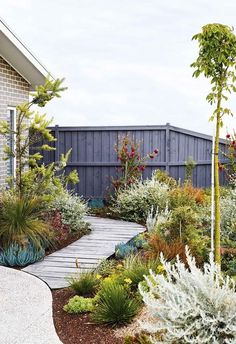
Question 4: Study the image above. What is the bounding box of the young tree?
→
[191,24,236,264]
[0,78,67,196]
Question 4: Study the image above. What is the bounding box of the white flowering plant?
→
[139,247,236,344]
[112,178,169,223]
[146,204,171,232]
[50,191,88,232]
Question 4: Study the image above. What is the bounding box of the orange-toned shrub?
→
[169,184,206,209]
[145,233,187,263]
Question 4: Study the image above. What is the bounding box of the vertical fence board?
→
[34,125,227,198]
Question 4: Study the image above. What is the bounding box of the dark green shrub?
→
[92,280,141,326]
[67,272,99,296]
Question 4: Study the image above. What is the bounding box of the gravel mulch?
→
[52,288,123,344]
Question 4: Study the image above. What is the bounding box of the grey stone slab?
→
[23,216,145,289]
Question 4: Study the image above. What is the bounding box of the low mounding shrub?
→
[50,191,88,232]
[67,272,99,296]
[63,295,95,314]
[112,178,169,223]
[139,248,236,343]
[169,184,206,209]
[0,242,45,266]
[92,280,141,326]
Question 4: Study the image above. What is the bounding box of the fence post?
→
[54,125,60,163]
[165,123,170,173]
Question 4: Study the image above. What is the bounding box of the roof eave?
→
[0,19,51,90]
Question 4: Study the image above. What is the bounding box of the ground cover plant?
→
[64,295,96,314]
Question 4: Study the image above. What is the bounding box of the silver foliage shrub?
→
[146,204,171,232]
[50,191,88,232]
[139,248,236,343]
[112,178,169,223]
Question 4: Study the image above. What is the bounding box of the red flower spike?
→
[130,151,135,158]
[226,134,231,139]
[139,165,145,171]
[154,149,159,154]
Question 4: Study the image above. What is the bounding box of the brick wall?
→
[0,56,29,186]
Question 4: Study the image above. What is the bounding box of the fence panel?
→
[36,124,227,198]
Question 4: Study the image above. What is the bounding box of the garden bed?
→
[52,288,123,344]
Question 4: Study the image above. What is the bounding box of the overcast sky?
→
[1,0,236,136]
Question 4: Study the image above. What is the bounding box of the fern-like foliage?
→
[139,248,236,343]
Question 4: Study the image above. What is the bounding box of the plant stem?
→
[214,93,221,265]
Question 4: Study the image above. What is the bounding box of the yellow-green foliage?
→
[63,295,95,314]
[153,169,177,188]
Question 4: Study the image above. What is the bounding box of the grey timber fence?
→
[39,124,227,199]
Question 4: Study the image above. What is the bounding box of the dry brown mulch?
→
[52,288,123,344]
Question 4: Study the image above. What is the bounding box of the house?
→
[0,18,50,186]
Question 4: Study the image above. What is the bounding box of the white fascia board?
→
[0,18,52,89]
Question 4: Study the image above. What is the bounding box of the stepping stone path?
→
[23,216,145,289]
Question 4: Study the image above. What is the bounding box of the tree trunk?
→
[214,96,221,265]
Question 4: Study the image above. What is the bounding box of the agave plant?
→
[0,242,45,266]
[0,193,53,250]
